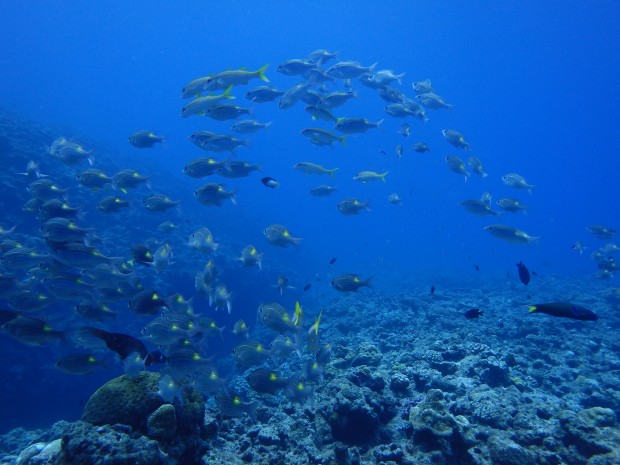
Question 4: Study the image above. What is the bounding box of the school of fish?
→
[1,48,616,422]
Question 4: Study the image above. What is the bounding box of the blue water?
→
[1,0,619,433]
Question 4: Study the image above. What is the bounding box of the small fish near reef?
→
[527,302,598,321]
[516,261,530,285]
[464,308,484,319]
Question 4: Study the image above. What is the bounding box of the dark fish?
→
[516,261,530,285]
[246,367,288,394]
[55,353,107,375]
[285,377,314,405]
[131,243,154,266]
[129,289,167,315]
[528,302,598,321]
[215,391,257,422]
[128,130,165,148]
[464,308,484,319]
[261,176,280,188]
[303,284,311,292]
[2,316,65,346]
[331,273,372,292]
[473,265,480,271]
[329,257,337,265]
[303,360,324,383]
[258,303,295,334]
[232,340,271,367]
[430,285,435,295]
[97,196,129,213]
[82,327,166,365]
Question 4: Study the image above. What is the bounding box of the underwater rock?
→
[60,422,171,465]
[347,365,386,392]
[586,450,620,465]
[147,404,177,441]
[257,426,282,446]
[560,407,620,458]
[320,382,382,445]
[15,443,45,465]
[372,442,405,463]
[82,372,165,430]
[468,386,521,429]
[487,434,537,465]
[25,439,62,465]
[473,355,511,387]
[408,389,475,462]
[350,342,382,367]
[82,372,204,436]
[172,387,205,435]
[202,408,219,439]
[81,372,207,464]
[389,372,410,393]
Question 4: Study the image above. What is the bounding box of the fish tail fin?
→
[528,306,537,313]
[529,236,541,245]
[381,172,388,182]
[257,63,270,82]
[339,136,348,147]
[328,168,339,177]
[376,118,384,128]
[223,85,234,99]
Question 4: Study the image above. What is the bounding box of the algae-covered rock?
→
[409,389,475,462]
[350,342,382,367]
[487,434,537,465]
[561,407,620,458]
[82,372,205,437]
[147,404,177,441]
[173,387,205,435]
[82,372,164,431]
[60,422,170,465]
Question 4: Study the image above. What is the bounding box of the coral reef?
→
[3,280,620,465]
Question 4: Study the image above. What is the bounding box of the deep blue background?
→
[1,1,619,432]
